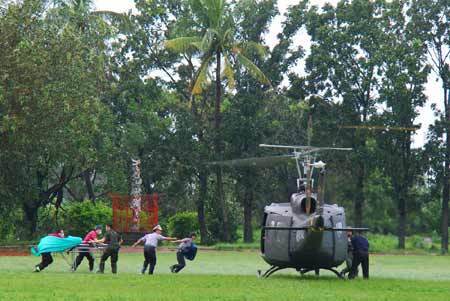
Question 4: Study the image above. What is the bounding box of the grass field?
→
[1,251,449,300]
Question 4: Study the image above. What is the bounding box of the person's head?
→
[57,229,65,237]
[152,224,162,234]
[95,225,102,235]
[347,231,353,239]
[189,232,197,240]
[105,223,113,231]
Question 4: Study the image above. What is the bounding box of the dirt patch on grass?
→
[0,247,29,256]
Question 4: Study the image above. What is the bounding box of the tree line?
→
[0,0,449,252]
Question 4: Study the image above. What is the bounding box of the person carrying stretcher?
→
[96,223,123,274]
[72,225,103,272]
[32,229,82,272]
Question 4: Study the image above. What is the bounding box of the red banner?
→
[110,193,159,233]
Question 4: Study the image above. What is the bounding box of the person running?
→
[96,224,123,274]
[348,232,369,279]
[34,229,65,272]
[170,232,197,273]
[131,224,176,275]
[72,225,102,272]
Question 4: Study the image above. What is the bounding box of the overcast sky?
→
[94,0,444,148]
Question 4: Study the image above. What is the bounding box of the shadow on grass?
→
[265,273,342,281]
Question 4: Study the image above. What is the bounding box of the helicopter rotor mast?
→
[259,144,352,185]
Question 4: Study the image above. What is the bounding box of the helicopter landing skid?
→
[260,266,287,278]
[299,268,343,279]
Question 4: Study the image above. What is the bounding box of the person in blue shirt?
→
[348,232,369,279]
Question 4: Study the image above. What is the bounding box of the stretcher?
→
[61,243,109,271]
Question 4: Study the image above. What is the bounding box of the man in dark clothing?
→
[348,233,369,279]
[97,224,122,274]
[72,225,102,272]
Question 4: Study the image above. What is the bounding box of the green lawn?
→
[0,251,449,300]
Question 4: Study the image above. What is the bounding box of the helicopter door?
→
[264,214,292,263]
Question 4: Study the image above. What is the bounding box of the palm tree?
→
[165,0,270,241]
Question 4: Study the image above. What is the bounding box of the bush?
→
[168,211,198,238]
[63,201,112,237]
[36,201,112,239]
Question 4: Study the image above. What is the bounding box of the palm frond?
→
[201,30,216,52]
[236,53,271,86]
[165,37,202,53]
[223,55,235,90]
[192,55,213,95]
[202,0,224,28]
[242,41,268,58]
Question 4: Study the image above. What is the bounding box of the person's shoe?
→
[96,270,104,274]
[34,266,40,273]
[170,266,175,273]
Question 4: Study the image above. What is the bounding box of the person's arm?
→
[171,238,188,243]
[89,238,103,244]
[96,237,106,243]
[131,238,143,247]
[164,236,177,241]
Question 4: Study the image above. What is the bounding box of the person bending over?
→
[348,233,369,279]
[170,232,197,273]
[34,229,65,272]
[132,225,176,275]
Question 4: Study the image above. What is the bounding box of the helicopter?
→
[210,143,368,278]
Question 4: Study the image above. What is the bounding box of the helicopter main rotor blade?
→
[263,226,369,231]
[208,155,295,168]
[259,144,352,152]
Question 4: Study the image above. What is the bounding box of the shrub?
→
[62,201,112,237]
[167,211,198,238]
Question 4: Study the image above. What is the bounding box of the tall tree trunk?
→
[23,202,39,239]
[83,169,96,202]
[243,187,253,243]
[354,163,364,227]
[397,189,406,249]
[198,169,209,244]
[214,50,230,241]
[397,131,411,250]
[441,85,449,254]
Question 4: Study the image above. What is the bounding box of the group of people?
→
[34,225,368,278]
[340,231,370,279]
[34,224,197,275]
[131,225,197,274]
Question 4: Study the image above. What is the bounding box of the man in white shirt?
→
[131,225,176,274]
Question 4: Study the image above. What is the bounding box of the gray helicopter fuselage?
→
[261,193,348,269]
